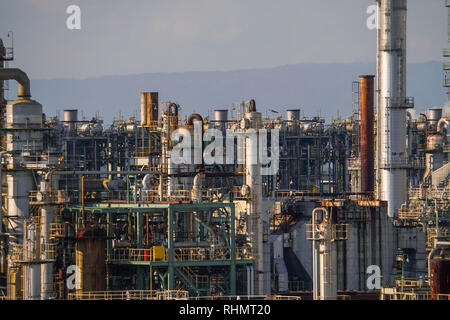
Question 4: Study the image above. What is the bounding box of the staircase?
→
[432,162,450,187]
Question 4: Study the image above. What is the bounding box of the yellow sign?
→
[152,245,165,261]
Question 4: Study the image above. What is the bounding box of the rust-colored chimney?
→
[359,75,375,195]
[140,92,159,127]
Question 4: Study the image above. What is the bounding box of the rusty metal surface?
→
[359,75,375,195]
[430,258,450,296]
[76,226,107,292]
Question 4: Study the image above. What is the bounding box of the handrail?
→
[68,290,188,300]
[109,246,253,262]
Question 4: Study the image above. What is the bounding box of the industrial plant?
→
[0,0,449,300]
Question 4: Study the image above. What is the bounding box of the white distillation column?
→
[22,218,40,300]
[3,76,43,298]
[40,178,56,300]
[310,208,340,300]
[318,223,337,300]
[244,110,270,295]
[377,0,412,218]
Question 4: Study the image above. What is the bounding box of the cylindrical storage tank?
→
[214,109,228,123]
[63,109,78,122]
[63,109,78,132]
[430,248,450,298]
[286,109,300,122]
[140,93,148,126]
[75,227,106,293]
[214,109,228,131]
[427,108,443,127]
[359,75,375,195]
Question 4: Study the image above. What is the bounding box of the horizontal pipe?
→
[0,68,31,98]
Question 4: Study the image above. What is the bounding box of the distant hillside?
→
[6,62,447,125]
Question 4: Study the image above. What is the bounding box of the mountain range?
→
[6,61,447,125]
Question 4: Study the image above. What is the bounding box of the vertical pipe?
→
[360,75,375,195]
[0,152,5,234]
[81,175,85,228]
[312,209,320,300]
[40,205,53,299]
[140,93,148,126]
[167,207,174,290]
[246,266,251,296]
[230,204,236,295]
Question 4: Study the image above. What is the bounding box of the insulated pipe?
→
[0,68,31,98]
[187,113,204,168]
[437,118,449,144]
[186,113,203,126]
[246,266,251,296]
[311,207,328,300]
[142,173,153,190]
[250,265,254,295]
[0,151,6,234]
[191,171,206,202]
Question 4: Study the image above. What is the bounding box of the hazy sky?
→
[0,0,447,79]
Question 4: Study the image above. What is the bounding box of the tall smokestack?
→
[140,92,158,126]
[376,0,413,217]
[360,75,375,195]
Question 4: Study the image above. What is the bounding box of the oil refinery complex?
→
[0,0,449,301]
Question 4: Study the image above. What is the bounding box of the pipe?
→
[246,265,251,295]
[102,179,113,192]
[47,170,159,176]
[191,171,206,202]
[142,173,153,190]
[0,68,31,98]
[0,151,6,234]
[81,176,85,228]
[437,118,449,140]
[168,103,178,118]
[311,207,328,300]
[250,265,254,295]
[186,113,203,126]
[46,168,60,195]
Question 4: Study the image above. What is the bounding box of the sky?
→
[0,0,447,80]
